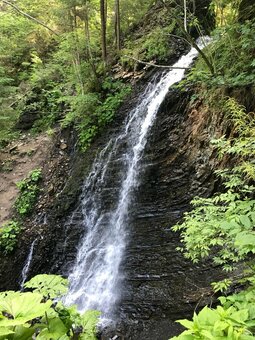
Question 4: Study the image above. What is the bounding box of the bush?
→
[61,78,131,151]
[15,168,42,216]
[185,19,255,87]
[0,274,100,339]
[0,220,21,255]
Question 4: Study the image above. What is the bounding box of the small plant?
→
[61,79,131,151]
[211,279,232,294]
[172,94,255,338]
[0,220,21,254]
[15,168,42,216]
[0,274,100,339]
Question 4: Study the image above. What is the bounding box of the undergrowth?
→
[15,168,42,216]
[0,220,21,255]
[184,20,255,87]
[61,78,131,150]
[172,95,255,338]
[0,274,100,339]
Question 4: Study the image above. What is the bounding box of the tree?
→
[115,0,121,51]
[100,0,107,61]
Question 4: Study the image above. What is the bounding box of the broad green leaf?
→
[239,215,252,228]
[0,292,52,325]
[197,306,219,325]
[176,319,194,330]
[0,327,14,336]
[80,310,100,340]
[36,317,68,339]
[24,274,68,298]
[12,325,35,340]
[201,330,215,339]
[229,309,249,324]
[235,232,255,248]
[213,320,229,332]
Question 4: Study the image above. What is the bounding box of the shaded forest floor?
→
[0,133,52,225]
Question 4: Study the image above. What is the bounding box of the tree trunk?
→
[115,0,121,51]
[183,0,187,32]
[84,1,92,58]
[100,0,107,62]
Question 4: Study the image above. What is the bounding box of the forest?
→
[0,0,255,339]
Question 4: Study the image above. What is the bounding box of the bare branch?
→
[1,0,59,36]
[123,55,190,70]
[167,33,191,46]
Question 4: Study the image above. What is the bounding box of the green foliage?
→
[210,0,241,26]
[172,276,255,339]
[24,274,68,298]
[121,22,176,68]
[211,279,232,293]
[15,169,42,216]
[0,221,21,255]
[172,303,255,339]
[0,67,19,147]
[174,96,255,270]
[61,78,131,150]
[0,274,100,340]
[172,97,255,338]
[186,19,255,86]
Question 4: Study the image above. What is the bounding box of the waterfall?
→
[65,40,208,316]
[20,238,37,289]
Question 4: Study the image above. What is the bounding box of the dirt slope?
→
[0,134,52,226]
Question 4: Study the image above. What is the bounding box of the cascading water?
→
[20,238,37,289]
[65,40,209,317]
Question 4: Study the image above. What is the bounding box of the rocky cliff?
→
[0,74,230,339]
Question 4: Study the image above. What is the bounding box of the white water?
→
[65,40,208,316]
[20,238,37,289]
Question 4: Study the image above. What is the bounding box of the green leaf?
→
[229,309,249,324]
[0,292,52,326]
[0,327,15,336]
[12,325,35,340]
[176,319,194,330]
[197,306,219,325]
[80,310,100,340]
[24,274,68,298]
[36,317,68,339]
[235,232,255,248]
[239,215,252,228]
[201,330,215,339]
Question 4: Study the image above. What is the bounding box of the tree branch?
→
[123,55,190,70]
[1,0,59,36]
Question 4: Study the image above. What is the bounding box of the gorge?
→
[0,0,254,339]
[7,42,225,339]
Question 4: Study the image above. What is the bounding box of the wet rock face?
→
[113,88,224,339]
[0,83,226,338]
[52,87,224,339]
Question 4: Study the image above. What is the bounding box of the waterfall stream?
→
[20,238,37,289]
[65,40,208,317]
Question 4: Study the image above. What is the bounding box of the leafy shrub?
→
[15,168,42,216]
[172,95,255,338]
[0,274,100,339]
[185,19,255,87]
[0,220,21,255]
[0,67,19,147]
[61,78,131,150]
[174,97,255,270]
[121,23,176,69]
